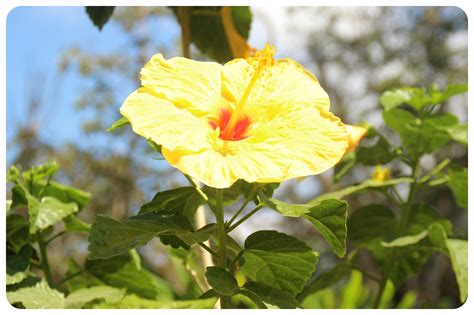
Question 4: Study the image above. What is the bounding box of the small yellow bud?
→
[372,165,391,182]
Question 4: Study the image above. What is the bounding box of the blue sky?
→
[6,6,180,163]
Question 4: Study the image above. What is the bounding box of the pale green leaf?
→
[446,239,468,303]
[34,196,79,231]
[65,286,126,308]
[92,294,216,309]
[7,280,65,309]
[381,230,429,247]
[447,166,468,208]
[106,116,129,132]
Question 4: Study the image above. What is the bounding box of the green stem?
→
[227,205,263,233]
[198,242,219,259]
[225,188,257,228]
[215,188,229,308]
[36,231,54,288]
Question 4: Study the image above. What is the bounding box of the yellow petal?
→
[140,53,225,116]
[120,88,213,152]
[345,124,368,153]
[222,57,330,113]
[163,103,348,188]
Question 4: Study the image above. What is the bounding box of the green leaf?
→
[380,84,467,111]
[139,187,196,215]
[65,286,126,309]
[7,280,65,308]
[380,89,412,111]
[92,294,216,309]
[264,197,311,217]
[7,214,30,252]
[297,264,351,301]
[34,196,79,231]
[443,124,468,145]
[22,161,59,185]
[303,199,348,257]
[106,116,129,132]
[241,282,298,309]
[263,196,348,257]
[64,215,91,233]
[88,212,190,259]
[63,258,104,293]
[86,7,115,30]
[384,109,459,157]
[311,178,413,203]
[147,138,162,154]
[447,166,468,208]
[175,6,252,63]
[41,180,91,210]
[381,230,429,247]
[348,205,397,245]
[10,185,27,210]
[446,239,468,303]
[205,267,239,296]
[356,136,397,166]
[240,230,319,295]
[7,245,32,285]
[85,253,174,300]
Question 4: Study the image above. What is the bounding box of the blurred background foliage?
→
[6,6,467,308]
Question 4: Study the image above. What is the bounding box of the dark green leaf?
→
[298,264,351,301]
[348,205,397,245]
[7,214,30,252]
[177,6,252,63]
[303,199,348,257]
[240,230,319,295]
[139,187,196,214]
[205,267,239,296]
[88,212,190,259]
[7,245,32,285]
[85,253,174,300]
[241,282,299,309]
[356,136,397,165]
[107,116,129,132]
[86,7,115,30]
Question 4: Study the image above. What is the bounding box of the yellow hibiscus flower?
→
[120,45,349,188]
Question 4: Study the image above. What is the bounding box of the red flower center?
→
[208,108,251,141]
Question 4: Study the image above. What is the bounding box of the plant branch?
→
[36,231,55,288]
[215,188,229,308]
[177,7,191,59]
[225,188,257,228]
[227,205,264,233]
[198,242,219,259]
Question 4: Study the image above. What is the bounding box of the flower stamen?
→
[221,44,276,140]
